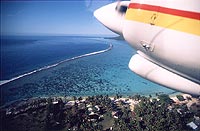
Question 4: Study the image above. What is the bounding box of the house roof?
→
[187,122,198,130]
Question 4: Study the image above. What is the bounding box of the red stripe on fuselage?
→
[128,3,200,20]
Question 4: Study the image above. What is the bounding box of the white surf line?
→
[0,43,113,86]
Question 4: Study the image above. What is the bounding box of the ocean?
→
[0,36,175,105]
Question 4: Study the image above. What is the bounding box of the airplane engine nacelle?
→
[94,1,130,35]
[129,54,200,95]
[94,0,200,96]
[123,0,200,85]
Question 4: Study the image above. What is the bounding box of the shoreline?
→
[0,92,191,108]
[0,91,180,108]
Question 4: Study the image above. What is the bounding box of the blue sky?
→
[1,0,116,36]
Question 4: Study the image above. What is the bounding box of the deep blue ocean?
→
[0,36,175,105]
[1,36,109,80]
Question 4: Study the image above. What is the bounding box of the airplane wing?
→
[94,0,200,96]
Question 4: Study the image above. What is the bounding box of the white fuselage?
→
[94,0,200,95]
[123,18,200,84]
[123,0,200,84]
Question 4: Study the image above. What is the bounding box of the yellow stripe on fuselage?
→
[125,8,200,36]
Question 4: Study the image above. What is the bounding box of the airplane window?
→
[116,5,128,14]
[119,5,128,13]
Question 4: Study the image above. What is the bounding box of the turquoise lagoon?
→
[0,36,175,105]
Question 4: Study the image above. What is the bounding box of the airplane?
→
[94,0,200,96]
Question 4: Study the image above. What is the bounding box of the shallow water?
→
[0,36,175,105]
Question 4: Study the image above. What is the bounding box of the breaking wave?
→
[0,43,113,86]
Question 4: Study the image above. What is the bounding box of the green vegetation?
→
[158,94,174,104]
[0,94,199,131]
[133,96,191,131]
[176,95,185,101]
